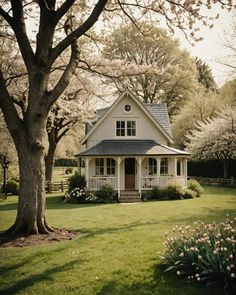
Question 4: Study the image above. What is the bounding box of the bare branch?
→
[10,0,35,72]
[54,0,76,23]
[51,0,108,62]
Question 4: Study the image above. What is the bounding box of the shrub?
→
[187,179,204,197]
[96,184,116,202]
[2,180,19,195]
[162,217,236,294]
[68,172,86,193]
[164,183,183,200]
[183,188,197,199]
[150,185,163,199]
[64,187,99,203]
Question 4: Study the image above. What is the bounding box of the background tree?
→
[172,87,221,148]
[220,12,236,75]
[195,57,217,91]
[0,0,232,236]
[186,105,236,178]
[102,23,198,116]
[219,79,236,105]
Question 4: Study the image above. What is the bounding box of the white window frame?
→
[149,158,157,175]
[95,158,104,176]
[160,158,168,175]
[177,158,183,176]
[116,120,136,137]
[107,158,116,176]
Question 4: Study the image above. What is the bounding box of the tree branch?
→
[54,0,76,23]
[50,0,108,62]
[10,0,35,72]
[0,68,23,140]
[47,39,79,110]
[0,8,14,26]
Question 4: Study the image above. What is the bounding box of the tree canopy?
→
[185,105,236,177]
[0,0,233,235]
[102,23,198,116]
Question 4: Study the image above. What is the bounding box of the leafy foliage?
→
[64,187,99,204]
[162,218,236,294]
[165,183,184,200]
[96,184,116,202]
[3,180,19,195]
[195,58,217,91]
[103,23,197,116]
[186,105,236,178]
[187,179,204,197]
[68,173,86,193]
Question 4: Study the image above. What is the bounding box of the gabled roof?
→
[77,140,189,157]
[82,89,173,144]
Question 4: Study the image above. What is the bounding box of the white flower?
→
[179,252,184,257]
[231,273,235,278]
[177,271,181,276]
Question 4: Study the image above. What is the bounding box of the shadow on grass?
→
[78,206,236,240]
[96,264,222,295]
[0,260,81,295]
[0,245,82,295]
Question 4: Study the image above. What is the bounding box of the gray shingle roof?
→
[77,140,189,156]
[144,103,172,136]
[85,103,172,137]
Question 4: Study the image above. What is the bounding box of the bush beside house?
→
[143,179,203,201]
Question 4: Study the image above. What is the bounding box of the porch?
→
[78,155,188,199]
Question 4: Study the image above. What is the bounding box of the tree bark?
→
[5,132,54,236]
[45,138,57,193]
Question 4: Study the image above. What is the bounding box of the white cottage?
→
[77,89,189,201]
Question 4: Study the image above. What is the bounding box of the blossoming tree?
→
[186,105,236,178]
[0,0,233,236]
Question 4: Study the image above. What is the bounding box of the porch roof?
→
[77,140,190,157]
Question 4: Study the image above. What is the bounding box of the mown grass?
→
[0,186,235,295]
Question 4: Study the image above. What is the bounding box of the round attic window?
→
[124,104,131,112]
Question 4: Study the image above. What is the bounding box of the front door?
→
[125,158,135,189]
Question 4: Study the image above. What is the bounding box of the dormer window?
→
[124,104,131,112]
[116,120,136,136]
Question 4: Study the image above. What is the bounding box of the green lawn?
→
[0,186,235,295]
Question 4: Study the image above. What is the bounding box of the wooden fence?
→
[189,176,236,188]
[46,181,68,193]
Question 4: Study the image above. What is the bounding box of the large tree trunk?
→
[45,139,57,193]
[5,125,54,236]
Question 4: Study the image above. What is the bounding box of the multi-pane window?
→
[116,121,125,136]
[107,158,116,175]
[95,158,116,176]
[149,158,157,175]
[177,159,182,176]
[116,120,136,137]
[95,158,104,176]
[127,121,136,136]
[160,158,168,175]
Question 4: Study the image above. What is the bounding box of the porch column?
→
[117,157,121,200]
[174,157,177,178]
[184,158,188,186]
[156,157,160,186]
[85,157,91,189]
[77,157,81,175]
[137,157,143,197]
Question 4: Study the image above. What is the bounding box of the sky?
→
[176,7,235,87]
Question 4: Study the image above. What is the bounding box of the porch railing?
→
[141,176,186,189]
[88,177,117,190]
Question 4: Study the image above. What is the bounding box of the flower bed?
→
[162,217,236,294]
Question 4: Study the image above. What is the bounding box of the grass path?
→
[0,186,235,295]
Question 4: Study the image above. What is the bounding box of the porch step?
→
[119,191,141,203]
